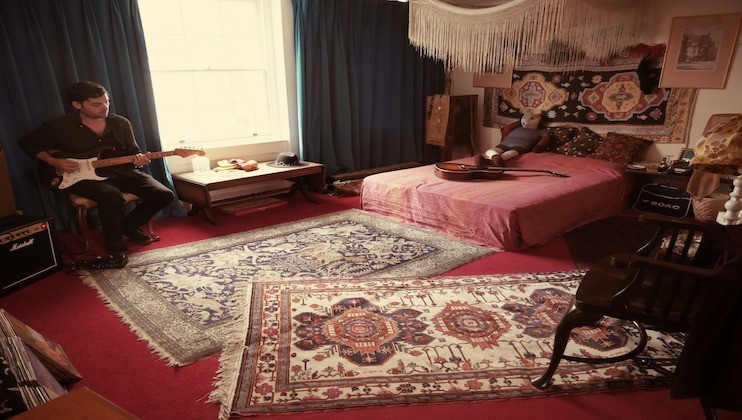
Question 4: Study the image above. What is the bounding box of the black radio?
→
[0,215,61,294]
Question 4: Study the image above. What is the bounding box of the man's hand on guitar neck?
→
[132,153,151,168]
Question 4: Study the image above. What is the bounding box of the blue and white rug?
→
[82,210,494,365]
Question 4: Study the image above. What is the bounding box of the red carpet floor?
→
[1,193,739,419]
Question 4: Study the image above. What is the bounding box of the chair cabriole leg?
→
[531,301,602,389]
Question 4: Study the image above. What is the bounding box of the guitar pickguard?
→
[56,157,108,189]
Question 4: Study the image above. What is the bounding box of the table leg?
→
[189,205,219,225]
[202,208,219,225]
[288,178,319,204]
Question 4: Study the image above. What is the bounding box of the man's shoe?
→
[124,228,154,245]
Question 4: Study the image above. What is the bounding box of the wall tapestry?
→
[483,61,697,144]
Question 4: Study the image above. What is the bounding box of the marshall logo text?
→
[10,238,34,252]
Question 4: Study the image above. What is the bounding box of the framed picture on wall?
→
[660,13,742,89]
[672,147,696,169]
[473,64,513,88]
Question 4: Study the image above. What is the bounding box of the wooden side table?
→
[13,387,137,419]
[625,168,693,189]
[625,168,732,209]
[172,161,325,225]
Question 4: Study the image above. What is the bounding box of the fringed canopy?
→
[409,0,645,73]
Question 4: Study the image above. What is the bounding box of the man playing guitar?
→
[19,81,174,256]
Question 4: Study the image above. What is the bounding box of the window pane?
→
[139,0,284,148]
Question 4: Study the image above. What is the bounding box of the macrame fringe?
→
[409,0,644,73]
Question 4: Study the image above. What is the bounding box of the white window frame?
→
[138,0,293,152]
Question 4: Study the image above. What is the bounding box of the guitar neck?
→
[470,165,548,173]
[469,165,567,177]
[501,167,553,174]
[92,151,175,168]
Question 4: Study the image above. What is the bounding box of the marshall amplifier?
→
[0,215,60,294]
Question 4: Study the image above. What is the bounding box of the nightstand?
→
[625,168,693,190]
[625,168,733,208]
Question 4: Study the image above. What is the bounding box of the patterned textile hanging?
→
[408,0,645,73]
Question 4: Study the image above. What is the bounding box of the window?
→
[138,0,290,150]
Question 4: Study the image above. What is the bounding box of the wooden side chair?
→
[68,193,157,251]
[635,213,720,268]
[531,214,727,417]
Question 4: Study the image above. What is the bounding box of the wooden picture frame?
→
[677,147,696,164]
[660,13,742,89]
[473,64,513,88]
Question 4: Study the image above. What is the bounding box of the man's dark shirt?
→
[19,112,142,177]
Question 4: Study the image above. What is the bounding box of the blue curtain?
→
[0,0,185,226]
[292,0,445,175]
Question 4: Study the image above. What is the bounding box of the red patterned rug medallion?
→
[212,271,681,417]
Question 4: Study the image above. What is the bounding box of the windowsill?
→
[165,139,293,174]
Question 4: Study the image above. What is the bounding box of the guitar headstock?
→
[173,147,205,157]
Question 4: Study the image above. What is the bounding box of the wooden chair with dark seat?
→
[68,193,157,251]
[531,214,727,417]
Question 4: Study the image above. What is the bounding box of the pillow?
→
[546,127,577,151]
[555,127,603,157]
[592,132,653,164]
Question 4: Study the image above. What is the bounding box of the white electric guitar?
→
[39,147,204,190]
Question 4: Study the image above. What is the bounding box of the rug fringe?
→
[80,270,187,367]
[209,280,252,419]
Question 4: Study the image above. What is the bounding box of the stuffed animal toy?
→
[477,111,550,166]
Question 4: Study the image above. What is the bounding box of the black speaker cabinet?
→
[0,215,60,294]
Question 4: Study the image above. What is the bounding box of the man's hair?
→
[66,81,109,104]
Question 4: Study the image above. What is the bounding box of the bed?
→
[360,152,635,251]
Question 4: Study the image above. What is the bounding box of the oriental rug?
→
[213,270,681,418]
[81,210,493,366]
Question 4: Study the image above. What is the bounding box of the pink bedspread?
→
[360,153,634,251]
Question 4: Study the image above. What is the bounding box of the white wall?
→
[452,0,742,163]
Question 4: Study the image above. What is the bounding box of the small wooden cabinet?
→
[425,95,477,161]
[625,169,693,190]
[625,168,732,212]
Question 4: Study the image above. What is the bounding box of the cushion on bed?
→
[546,127,578,151]
[555,127,603,157]
[592,132,653,164]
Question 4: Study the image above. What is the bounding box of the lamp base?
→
[716,168,742,225]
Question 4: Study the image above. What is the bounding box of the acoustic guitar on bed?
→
[38,147,204,190]
[434,162,569,181]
